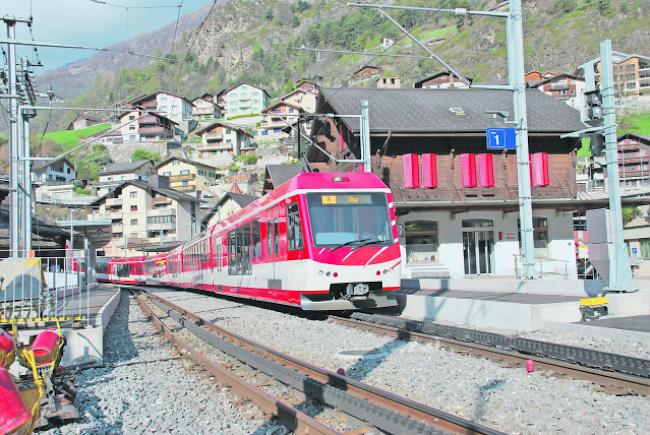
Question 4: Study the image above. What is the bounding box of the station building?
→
[308,87,587,279]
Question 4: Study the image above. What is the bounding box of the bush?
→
[234,154,258,165]
[74,186,92,196]
[131,148,161,162]
[228,163,240,172]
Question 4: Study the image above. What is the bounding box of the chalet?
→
[192,122,254,166]
[129,90,193,133]
[377,77,401,89]
[279,81,320,113]
[202,191,258,229]
[259,102,304,140]
[96,159,156,195]
[67,114,103,130]
[192,93,223,121]
[414,71,471,89]
[308,87,589,279]
[119,109,179,143]
[524,70,557,86]
[31,157,76,183]
[350,65,382,83]
[528,73,585,111]
[156,156,220,193]
[262,164,302,195]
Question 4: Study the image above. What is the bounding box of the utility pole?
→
[508,0,536,279]
[600,39,636,292]
[360,100,371,172]
[5,18,19,256]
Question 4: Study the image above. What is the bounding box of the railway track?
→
[331,313,650,396]
[130,287,504,435]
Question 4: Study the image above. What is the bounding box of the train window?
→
[252,222,261,258]
[228,231,237,274]
[267,219,274,258]
[287,203,303,250]
[216,237,222,271]
[274,219,279,255]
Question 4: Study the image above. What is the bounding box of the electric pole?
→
[5,18,20,256]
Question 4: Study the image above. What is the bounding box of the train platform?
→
[397,286,650,332]
[8,284,121,369]
[579,315,650,333]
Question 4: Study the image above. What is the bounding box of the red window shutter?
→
[421,153,437,188]
[403,154,420,188]
[477,153,495,187]
[531,152,549,186]
[460,153,477,187]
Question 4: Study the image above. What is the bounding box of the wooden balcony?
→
[152,195,172,205]
[170,174,196,182]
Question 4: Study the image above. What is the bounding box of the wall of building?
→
[225,85,268,117]
[157,159,216,192]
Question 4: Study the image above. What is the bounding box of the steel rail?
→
[133,287,504,435]
[132,292,337,435]
[331,314,650,396]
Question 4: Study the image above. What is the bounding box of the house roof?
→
[264,164,302,191]
[119,109,178,125]
[155,156,218,170]
[202,192,258,225]
[98,159,153,176]
[91,179,200,206]
[618,133,650,144]
[193,121,253,137]
[318,87,586,134]
[351,65,381,75]
[528,73,585,88]
[414,71,473,87]
[261,101,304,113]
[32,156,75,172]
[70,113,103,123]
[129,90,192,106]
[217,82,271,99]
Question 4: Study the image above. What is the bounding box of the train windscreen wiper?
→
[329,238,372,252]
[350,238,382,250]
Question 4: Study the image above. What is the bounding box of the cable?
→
[37,85,54,150]
[169,1,184,55]
[88,0,180,9]
[173,0,218,93]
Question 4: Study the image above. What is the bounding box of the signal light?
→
[332,176,349,182]
[585,90,603,123]
[588,133,605,156]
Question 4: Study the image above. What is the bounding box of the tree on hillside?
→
[131,148,161,162]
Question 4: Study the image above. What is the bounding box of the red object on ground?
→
[525,359,535,373]
[31,328,61,365]
[336,368,346,376]
[0,330,15,368]
[0,367,32,434]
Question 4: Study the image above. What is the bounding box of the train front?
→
[297,173,401,310]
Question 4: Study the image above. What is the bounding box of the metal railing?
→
[513,254,572,279]
[0,254,91,326]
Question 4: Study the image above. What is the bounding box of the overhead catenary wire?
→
[88,0,181,9]
[173,0,218,93]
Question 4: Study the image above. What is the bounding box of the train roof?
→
[209,171,389,236]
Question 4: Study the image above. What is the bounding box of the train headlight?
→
[326,271,331,277]
[332,272,338,278]
[318,270,324,276]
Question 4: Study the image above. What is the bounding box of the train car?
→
[96,257,111,282]
[104,172,401,311]
[106,256,146,285]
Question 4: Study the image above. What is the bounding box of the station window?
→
[287,203,303,250]
[404,221,438,264]
[518,217,549,257]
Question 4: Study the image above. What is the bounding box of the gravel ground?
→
[45,291,286,435]
[152,288,650,434]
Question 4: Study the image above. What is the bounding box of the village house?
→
[414,71,471,89]
[31,157,76,183]
[279,80,320,113]
[524,70,558,84]
[129,90,194,133]
[594,52,650,100]
[308,87,589,279]
[119,108,179,143]
[262,164,302,195]
[217,82,270,118]
[191,93,223,121]
[259,101,304,140]
[156,156,220,193]
[67,113,103,131]
[528,73,586,112]
[191,121,254,166]
[89,176,201,256]
[377,77,401,89]
[350,65,382,84]
[96,159,156,196]
[202,191,258,229]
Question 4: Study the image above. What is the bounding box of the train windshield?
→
[307,192,392,248]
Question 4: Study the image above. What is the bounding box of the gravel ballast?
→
[152,288,650,434]
[45,291,285,435]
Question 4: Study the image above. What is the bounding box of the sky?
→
[4,0,212,71]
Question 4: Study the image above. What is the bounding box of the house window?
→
[130,191,137,198]
[181,181,189,186]
[261,130,268,136]
[287,202,303,250]
[130,219,138,225]
[130,205,137,211]
[163,172,171,176]
[405,221,438,263]
[128,115,135,121]
[180,169,190,175]
[129,125,136,131]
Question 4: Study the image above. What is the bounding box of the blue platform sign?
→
[486,128,517,150]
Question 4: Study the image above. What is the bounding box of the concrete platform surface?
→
[581,315,650,333]
[399,289,582,332]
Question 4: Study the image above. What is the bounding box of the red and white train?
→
[97,172,401,311]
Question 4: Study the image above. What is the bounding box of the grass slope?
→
[42,123,111,149]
